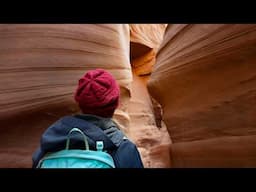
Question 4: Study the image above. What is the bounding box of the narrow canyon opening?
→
[129,39,171,167]
[1,24,256,168]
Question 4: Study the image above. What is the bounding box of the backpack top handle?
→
[66,128,89,150]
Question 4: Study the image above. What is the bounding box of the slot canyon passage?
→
[0,24,256,168]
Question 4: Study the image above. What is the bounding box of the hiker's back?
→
[33,69,143,168]
[33,116,144,168]
[37,128,115,168]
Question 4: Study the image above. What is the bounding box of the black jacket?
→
[32,114,144,168]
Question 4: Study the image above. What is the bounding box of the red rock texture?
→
[0,24,132,121]
[5,24,256,168]
[128,71,171,167]
[130,24,167,49]
[170,135,256,167]
[130,24,167,75]
[0,24,132,167]
[128,24,171,167]
[0,24,169,168]
[148,24,256,167]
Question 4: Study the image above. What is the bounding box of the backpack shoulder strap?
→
[61,116,117,150]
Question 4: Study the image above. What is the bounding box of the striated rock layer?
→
[0,24,170,168]
[0,24,132,167]
[128,24,171,167]
[128,71,171,167]
[130,24,167,76]
[0,24,132,121]
[148,24,256,167]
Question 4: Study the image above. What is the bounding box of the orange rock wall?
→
[148,24,256,167]
[130,24,167,75]
[0,24,132,121]
[0,24,132,167]
[128,24,171,167]
[128,71,171,167]
[130,24,167,49]
[0,24,170,168]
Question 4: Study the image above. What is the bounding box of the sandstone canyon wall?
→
[0,24,170,168]
[130,24,167,75]
[148,24,256,167]
[0,24,132,167]
[128,71,171,167]
[129,24,171,167]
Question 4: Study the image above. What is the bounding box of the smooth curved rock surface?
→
[0,24,132,121]
[171,135,256,167]
[0,24,170,168]
[0,24,132,167]
[128,71,171,167]
[128,25,171,167]
[130,24,167,75]
[130,24,167,49]
[148,24,256,167]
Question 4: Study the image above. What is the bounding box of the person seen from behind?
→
[32,68,144,168]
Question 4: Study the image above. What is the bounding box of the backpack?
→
[36,127,115,168]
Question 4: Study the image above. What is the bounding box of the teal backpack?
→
[37,128,115,168]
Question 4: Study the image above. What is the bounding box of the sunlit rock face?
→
[0,24,132,167]
[148,24,256,167]
[130,24,167,76]
[128,71,171,167]
[128,24,171,167]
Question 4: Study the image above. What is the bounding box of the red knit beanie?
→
[74,69,120,118]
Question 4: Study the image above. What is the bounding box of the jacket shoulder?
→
[111,139,144,168]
